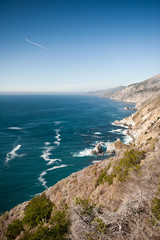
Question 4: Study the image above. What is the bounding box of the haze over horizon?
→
[0,0,160,92]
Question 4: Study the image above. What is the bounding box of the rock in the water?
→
[91,143,103,155]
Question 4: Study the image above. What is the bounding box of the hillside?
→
[110,74,160,108]
[88,74,160,109]
[88,86,125,98]
[0,95,160,240]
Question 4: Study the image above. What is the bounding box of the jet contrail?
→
[25,37,48,50]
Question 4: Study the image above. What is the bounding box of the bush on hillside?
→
[97,149,145,185]
[6,219,23,240]
[23,193,53,227]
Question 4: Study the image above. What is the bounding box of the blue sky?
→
[0,0,160,92]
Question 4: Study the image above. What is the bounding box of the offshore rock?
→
[91,143,104,155]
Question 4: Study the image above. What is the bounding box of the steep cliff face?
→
[110,74,160,108]
[1,95,160,240]
[114,95,160,146]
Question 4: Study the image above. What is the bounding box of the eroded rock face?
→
[106,142,116,154]
[106,138,127,154]
[91,143,104,155]
[115,95,160,146]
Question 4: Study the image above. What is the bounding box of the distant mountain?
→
[88,74,160,108]
[110,74,160,108]
[88,86,125,98]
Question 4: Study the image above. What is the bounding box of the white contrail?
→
[24,37,48,50]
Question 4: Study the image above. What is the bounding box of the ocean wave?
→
[95,141,108,148]
[47,164,67,171]
[123,135,133,144]
[54,141,60,146]
[40,145,55,165]
[92,160,101,164]
[54,129,61,146]
[73,148,93,157]
[5,144,22,163]
[54,121,63,125]
[47,159,62,165]
[109,129,122,133]
[8,127,23,130]
[111,122,128,128]
[38,171,47,189]
[94,132,102,135]
[80,134,90,137]
[38,164,67,189]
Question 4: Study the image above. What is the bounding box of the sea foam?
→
[5,145,22,163]
[38,164,67,189]
[8,127,23,130]
[73,148,93,157]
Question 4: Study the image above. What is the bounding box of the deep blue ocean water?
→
[0,94,135,213]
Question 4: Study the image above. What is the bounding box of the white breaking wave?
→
[38,171,47,189]
[54,141,60,146]
[109,129,122,133]
[92,160,101,164]
[54,121,62,125]
[123,135,133,144]
[41,145,58,165]
[94,132,102,135]
[73,148,93,157]
[5,145,22,163]
[38,164,67,189]
[47,159,62,165]
[111,122,128,128]
[8,127,23,130]
[54,129,61,146]
[47,164,67,171]
[109,127,133,145]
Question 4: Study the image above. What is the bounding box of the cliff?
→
[1,95,160,240]
[110,74,160,108]
[88,74,160,109]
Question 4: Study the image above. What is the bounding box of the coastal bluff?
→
[88,73,160,109]
[1,95,160,239]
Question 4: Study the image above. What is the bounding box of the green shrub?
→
[75,197,95,216]
[114,149,144,182]
[49,210,70,237]
[6,219,23,240]
[97,168,115,185]
[32,210,70,240]
[20,231,33,240]
[96,218,106,233]
[151,197,160,220]
[96,149,145,185]
[23,193,53,227]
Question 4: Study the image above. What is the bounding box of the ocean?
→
[0,94,135,213]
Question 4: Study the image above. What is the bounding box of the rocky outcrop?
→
[91,143,104,155]
[107,138,127,154]
[115,94,160,146]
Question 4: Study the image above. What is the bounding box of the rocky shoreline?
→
[1,94,160,240]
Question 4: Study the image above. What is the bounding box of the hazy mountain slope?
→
[110,74,160,108]
[88,86,125,98]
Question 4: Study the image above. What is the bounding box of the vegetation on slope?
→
[6,193,70,240]
[97,149,145,186]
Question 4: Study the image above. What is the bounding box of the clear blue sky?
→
[0,0,160,92]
